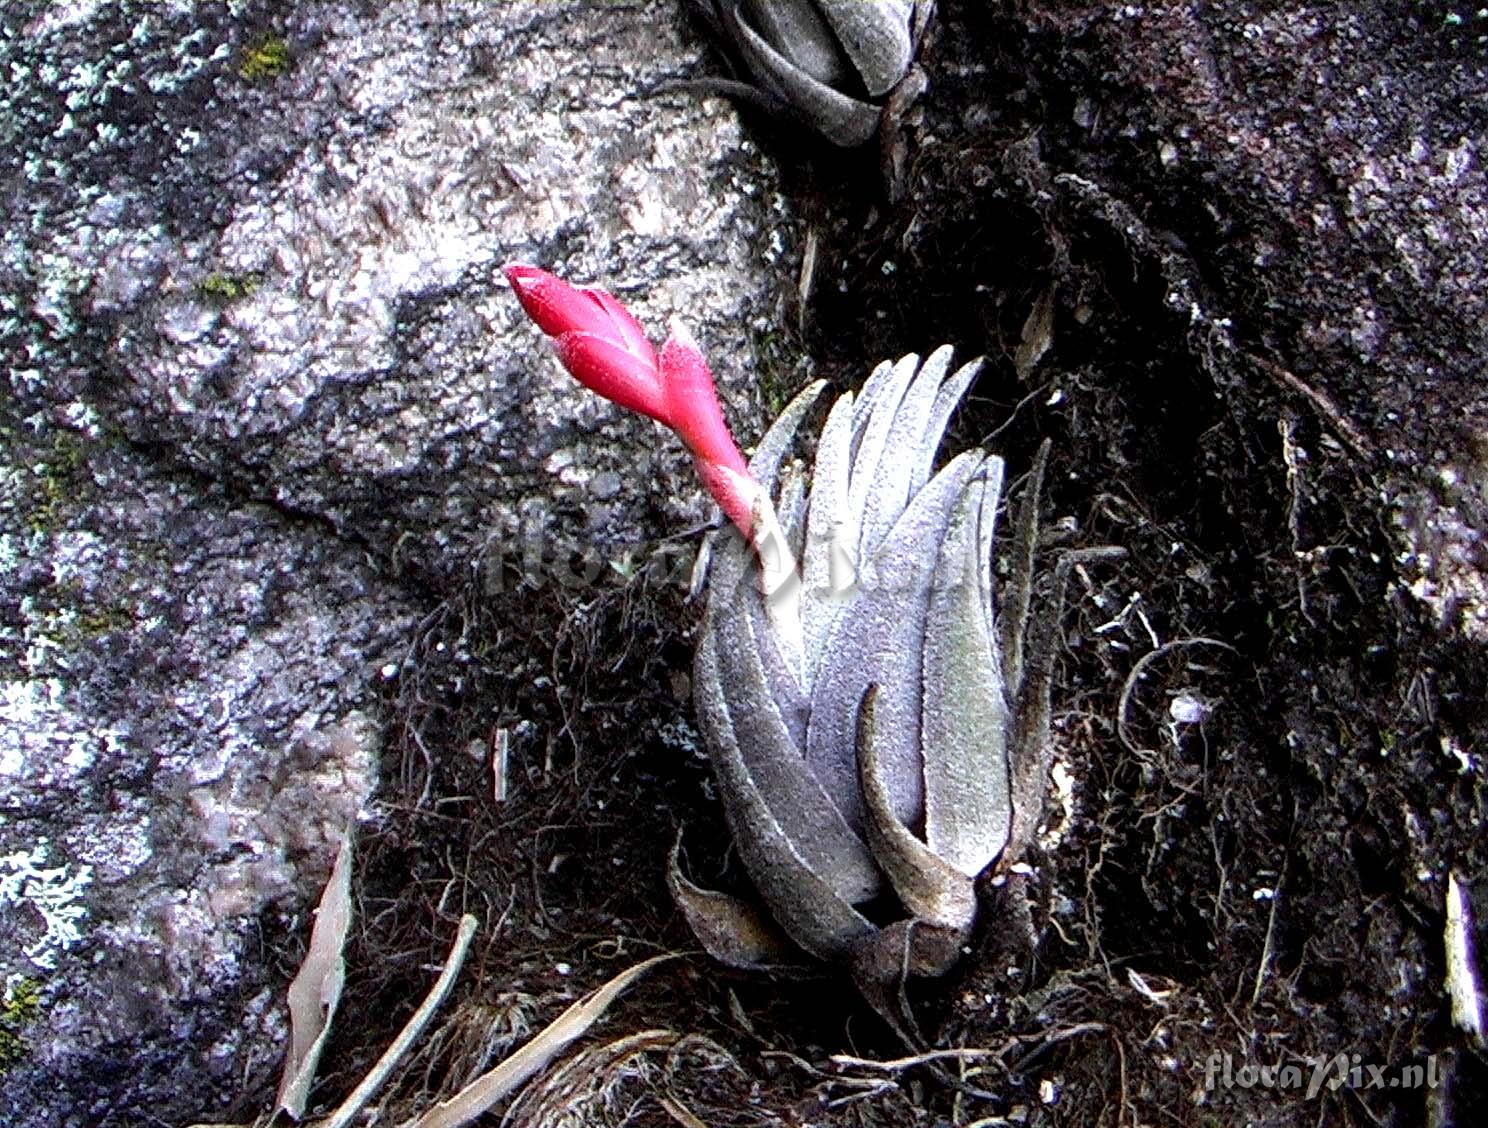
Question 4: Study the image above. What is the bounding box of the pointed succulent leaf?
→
[748,379,828,491]
[851,356,900,444]
[973,428,1000,633]
[1002,545,1127,865]
[694,0,920,146]
[858,344,955,551]
[998,439,1049,699]
[920,459,1013,876]
[856,684,978,930]
[726,9,881,147]
[815,0,914,97]
[741,0,849,87]
[668,834,799,968]
[801,391,857,682]
[706,550,882,903]
[693,622,878,958]
[775,461,809,555]
[911,355,985,497]
[846,351,922,556]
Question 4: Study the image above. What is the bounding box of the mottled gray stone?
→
[5,0,791,583]
[0,416,401,1126]
[0,0,788,1124]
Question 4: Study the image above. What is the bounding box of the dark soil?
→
[295,3,1488,1127]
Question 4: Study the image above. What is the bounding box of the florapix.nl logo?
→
[1202,1051,1444,1100]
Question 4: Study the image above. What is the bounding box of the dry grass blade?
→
[657,1094,710,1128]
[502,1028,677,1128]
[407,954,677,1128]
[277,829,356,1119]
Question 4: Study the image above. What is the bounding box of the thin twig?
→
[319,914,480,1128]
[829,1047,1006,1071]
[1250,859,1286,1010]
[1278,416,1317,626]
[1247,351,1374,460]
[982,380,1052,444]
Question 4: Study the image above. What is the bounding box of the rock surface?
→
[0,1,788,1124]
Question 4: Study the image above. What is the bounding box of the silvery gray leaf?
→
[693,621,877,959]
[920,459,1011,877]
[804,448,983,831]
[815,0,914,97]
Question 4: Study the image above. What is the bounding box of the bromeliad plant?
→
[505,264,1119,1034]
[686,0,931,147]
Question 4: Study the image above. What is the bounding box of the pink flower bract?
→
[504,263,759,537]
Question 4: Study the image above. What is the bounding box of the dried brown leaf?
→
[276,829,355,1119]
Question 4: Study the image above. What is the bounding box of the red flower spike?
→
[504,263,765,542]
[585,287,658,374]
[694,455,759,538]
[504,264,668,422]
[658,327,757,535]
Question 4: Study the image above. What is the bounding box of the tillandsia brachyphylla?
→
[685,0,932,148]
[504,265,1121,1037]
